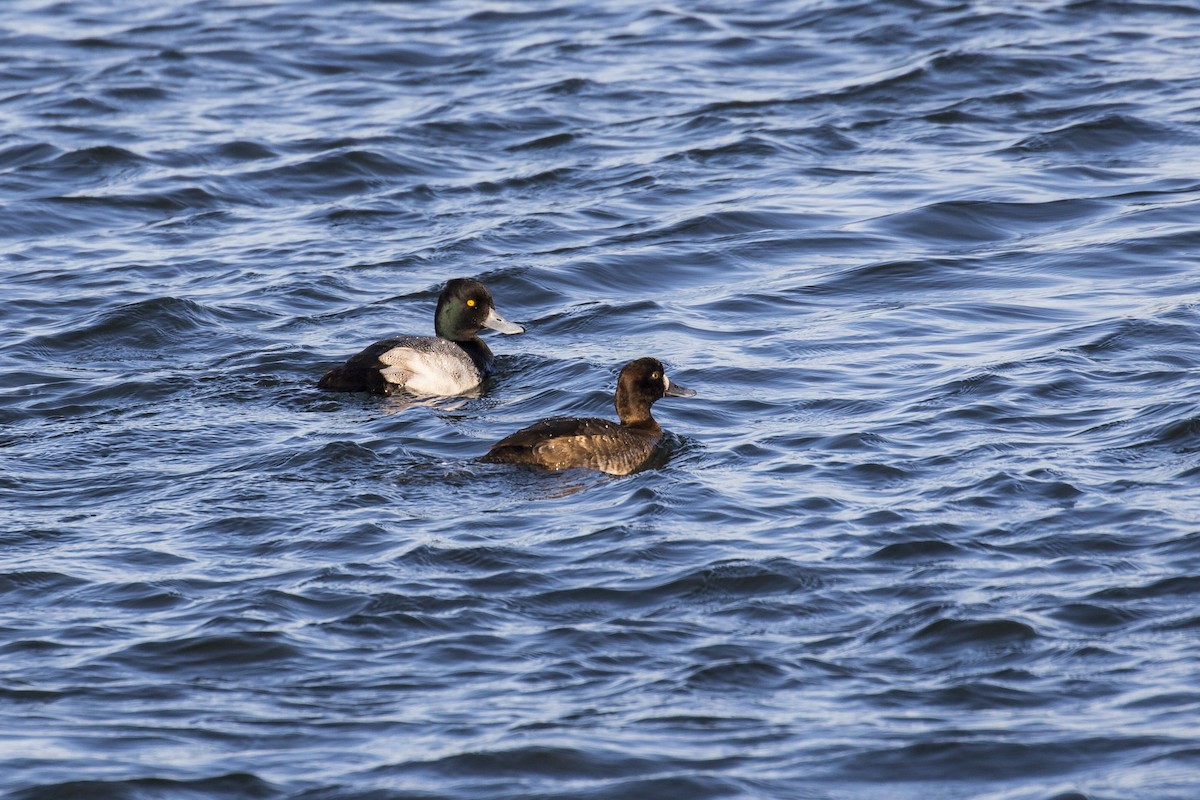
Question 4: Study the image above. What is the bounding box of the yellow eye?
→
[651,371,660,380]
[466,299,476,307]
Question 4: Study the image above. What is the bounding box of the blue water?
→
[3,1,1200,798]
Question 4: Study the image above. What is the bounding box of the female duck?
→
[482,357,695,475]
[318,278,524,396]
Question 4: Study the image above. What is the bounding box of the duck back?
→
[317,337,407,394]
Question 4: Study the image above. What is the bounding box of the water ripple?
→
[4,1,1200,799]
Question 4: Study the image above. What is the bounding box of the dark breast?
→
[482,417,662,475]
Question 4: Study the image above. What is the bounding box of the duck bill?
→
[664,376,696,398]
[482,307,524,335]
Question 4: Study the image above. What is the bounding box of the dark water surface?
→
[4,1,1200,798]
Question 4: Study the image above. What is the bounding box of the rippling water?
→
[4,1,1200,798]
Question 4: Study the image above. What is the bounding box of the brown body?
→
[483,416,662,476]
[481,357,694,475]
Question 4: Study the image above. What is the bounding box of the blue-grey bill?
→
[665,378,695,398]
[483,307,524,334]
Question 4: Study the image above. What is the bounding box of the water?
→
[3,1,1200,797]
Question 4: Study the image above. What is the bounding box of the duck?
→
[481,357,695,475]
[317,278,524,396]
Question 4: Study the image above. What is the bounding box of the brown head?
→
[613,357,695,427]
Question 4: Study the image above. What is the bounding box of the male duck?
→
[481,357,694,475]
[318,278,524,396]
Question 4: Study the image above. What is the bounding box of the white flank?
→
[378,344,481,396]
